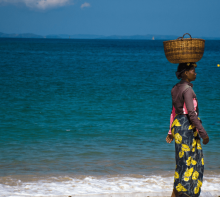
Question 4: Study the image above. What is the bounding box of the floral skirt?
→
[171,114,204,197]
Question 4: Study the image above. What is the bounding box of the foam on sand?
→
[0,174,219,197]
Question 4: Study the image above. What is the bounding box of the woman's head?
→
[176,62,197,81]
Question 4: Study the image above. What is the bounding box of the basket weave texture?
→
[163,33,205,64]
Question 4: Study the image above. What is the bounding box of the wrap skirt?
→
[171,114,204,197]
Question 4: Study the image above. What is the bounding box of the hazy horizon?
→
[1,32,220,40]
[0,0,219,38]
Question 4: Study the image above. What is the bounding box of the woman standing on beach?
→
[166,62,209,197]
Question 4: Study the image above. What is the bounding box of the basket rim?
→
[163,38,205,43]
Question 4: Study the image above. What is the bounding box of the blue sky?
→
[0,0,219,37]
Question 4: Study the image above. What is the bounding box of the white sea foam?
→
[0,174,219,197]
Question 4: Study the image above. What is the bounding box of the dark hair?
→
[176,62,197,79]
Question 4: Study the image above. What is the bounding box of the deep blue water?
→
[0,38,220,178]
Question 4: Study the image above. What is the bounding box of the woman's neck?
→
[182,78,191,83]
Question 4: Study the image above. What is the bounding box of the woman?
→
[166,62,209,197]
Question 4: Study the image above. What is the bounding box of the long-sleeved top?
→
[168,80,208,139]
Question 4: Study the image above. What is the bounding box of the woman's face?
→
[185,67,197,82]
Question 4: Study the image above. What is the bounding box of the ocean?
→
[0,38,219,197]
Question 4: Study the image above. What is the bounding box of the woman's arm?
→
[183,88,209,140]
[168,101,176,135]
[168,112,174,135]
[166,102,175,143]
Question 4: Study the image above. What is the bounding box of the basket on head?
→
[163,33,205,64]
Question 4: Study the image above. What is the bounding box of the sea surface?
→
[0,38,219,196]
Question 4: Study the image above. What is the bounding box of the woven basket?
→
[163,33,205,64]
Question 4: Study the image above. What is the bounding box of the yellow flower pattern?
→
[174,171,179,179]
[192,139,196,152]
[186,156,197,166]
[179,151,184,158]
[188,125,193,130]
[176,183,188,192]
[194,130,198,137]
[194,180,202,194]
[196,140,202,150]
[192,171,199,180]
[174,133,182,144]
[182,144,190,152]
[198,180,202,187]
[192,139,196,147]
[184,167,193,181]
[178,144,191,159]
[186,156,192,166]
[191,159,197,165]
[194,187,200,194]
[171,119,181,128]
[188,124,195,130]
[201,158,204,165]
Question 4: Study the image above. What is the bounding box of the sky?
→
[0,0,220,37]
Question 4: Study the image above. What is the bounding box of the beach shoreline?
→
[0,172,219,197]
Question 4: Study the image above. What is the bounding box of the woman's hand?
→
[166,134,174,143]
[202,136,209,145]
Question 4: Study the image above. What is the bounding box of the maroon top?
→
[171,80,208,139]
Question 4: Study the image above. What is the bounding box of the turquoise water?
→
[0,38,220,196]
